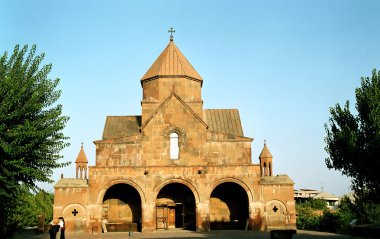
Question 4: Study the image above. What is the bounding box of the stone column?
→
[142,202,156,232]
[86,204,102,234]
[250,202,265,230]
[196,201,210,232]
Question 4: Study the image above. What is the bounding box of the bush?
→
[296,205,321,230]
[320,210,341,233]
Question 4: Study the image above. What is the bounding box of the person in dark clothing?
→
[48,224,60,239]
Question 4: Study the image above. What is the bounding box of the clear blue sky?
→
[1,0,379,196]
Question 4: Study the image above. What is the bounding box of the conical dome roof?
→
[75,144,88,163]
[141,40,202,82]
[259,142,273,159]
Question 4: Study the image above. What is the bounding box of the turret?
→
[259,140,273,176]
[75,143,88,179]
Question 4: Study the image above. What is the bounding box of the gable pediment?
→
[141,91,208,131]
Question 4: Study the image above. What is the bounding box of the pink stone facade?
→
[53,39,296,233]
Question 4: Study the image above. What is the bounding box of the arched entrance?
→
[102,184,142,232]
[156,183,196,231]
[210,182,249,230]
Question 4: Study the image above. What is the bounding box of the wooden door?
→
[168,207,176,228]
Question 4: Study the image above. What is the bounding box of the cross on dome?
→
[168,27,175,41]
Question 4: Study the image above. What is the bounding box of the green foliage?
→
[319,211,341,233]
[297,196,379,234]
[296,204,321,230]
[337,196,356,233]
[298,199,328,210]
[353,199,380,225]
[325,69,380,203]
[9,186,53,229]
[0,44,69,237]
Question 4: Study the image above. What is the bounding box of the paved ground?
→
[14,229,369,239]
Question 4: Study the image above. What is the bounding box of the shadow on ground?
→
[13,229,369,239]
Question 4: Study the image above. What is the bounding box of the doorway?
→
[156,183,196,230]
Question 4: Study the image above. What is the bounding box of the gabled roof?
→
[259,142,273,159]
[203,109,244,136]
[141,40,203,82]
[141,91,208,130]
[102,116,142,140]
[75,145,88,163]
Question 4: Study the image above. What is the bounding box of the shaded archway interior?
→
[156,183,196,230]
[102,184,142,232]
[210,182,249,230]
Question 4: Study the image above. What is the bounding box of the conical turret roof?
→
[75,144,88,163]
[259,142,273,159]
[141,40,203,82]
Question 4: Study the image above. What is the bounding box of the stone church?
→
[53,36,296,233]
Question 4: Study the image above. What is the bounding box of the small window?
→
[263,162,267,176]
[268,162,272,176]
[170,132,179,160]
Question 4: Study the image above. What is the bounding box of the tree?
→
[0,45,70,236]
[8,186,54,229]
[325,69,380,203]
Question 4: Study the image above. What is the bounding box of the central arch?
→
[102,183,142,232]
[155,182,196,231]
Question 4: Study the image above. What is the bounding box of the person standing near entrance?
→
[58,217,65,239]
[49,222,60,239]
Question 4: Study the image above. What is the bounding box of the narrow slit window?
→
[170,132,179,160]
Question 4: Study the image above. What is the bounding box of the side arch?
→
[96,179,146,204]
[62,203,87,233]
[209,177,254,201]
[62,203,87,218]
[265,199,288,229]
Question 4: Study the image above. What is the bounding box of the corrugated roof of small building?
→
[313,191,340,200]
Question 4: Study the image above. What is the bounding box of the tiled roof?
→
[54,178,88,188]
[75,145,88,163]
[259,143,273,158]
[102,116,142,140]
[141,40,202,82]
[260,175,294,185]
[203,109,243,136]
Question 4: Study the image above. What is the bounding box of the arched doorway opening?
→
[102,184,142,232]
[156,183,196,231]
[210,182,249,230]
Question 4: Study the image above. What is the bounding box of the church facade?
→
[53,38,296,233]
